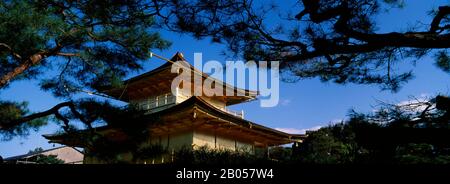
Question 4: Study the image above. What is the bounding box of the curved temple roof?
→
[97,52,258,105]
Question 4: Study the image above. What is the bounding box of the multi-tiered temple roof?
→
[44,52,305,155]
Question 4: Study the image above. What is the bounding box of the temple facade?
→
[44,52,304,163]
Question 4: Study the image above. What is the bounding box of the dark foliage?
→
[292,95,450,164]
[155,0,450,91]
[27,147,66,164]
[0,101,47,140]
[173,146,275,165]
[49,99,162,164]
[0,0,169,136]
[34,154,65,164]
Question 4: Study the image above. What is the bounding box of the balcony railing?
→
[224,108,244,119]
[135,92,245,119]
[138,93,176,112]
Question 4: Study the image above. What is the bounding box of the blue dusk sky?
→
[1,0,449,157]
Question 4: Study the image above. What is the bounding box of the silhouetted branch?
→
[0,102,72,130]
[0,101,89,132]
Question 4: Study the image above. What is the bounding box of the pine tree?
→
[0,0,170,139]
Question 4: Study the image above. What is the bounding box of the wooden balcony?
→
[137,93,176,113]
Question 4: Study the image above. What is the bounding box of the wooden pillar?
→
[167,134,170,149]
[214,128,217,149]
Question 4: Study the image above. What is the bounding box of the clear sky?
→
[1,0,449,157]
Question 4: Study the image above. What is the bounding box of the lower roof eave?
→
[42,96,307,147]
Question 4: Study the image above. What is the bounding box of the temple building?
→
[44,52,305,163]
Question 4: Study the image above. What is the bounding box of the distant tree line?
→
[289,95,450,164]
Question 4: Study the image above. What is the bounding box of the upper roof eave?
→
[97,52,259,101]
